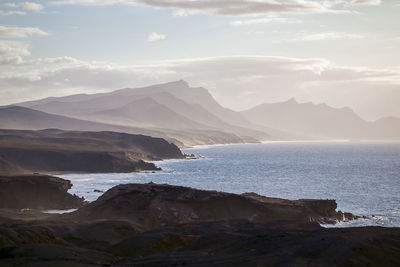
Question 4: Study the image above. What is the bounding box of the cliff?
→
[0,129,184,173]
[0,174,85,210]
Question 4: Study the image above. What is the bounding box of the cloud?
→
[4,2,44,11]
[0,40,30,65]
[0,39,83,67]
[50,0,345,16]
[292,32,364,41]
[0,10,27,16]
[147,32,166,42]
[1,55,399,120]
[0,41,30,56]
[0,25,49,38]
[230,17,302,26]
[348,0,382,6]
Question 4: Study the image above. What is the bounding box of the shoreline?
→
[24,140,400,227]
[188,139,400,149]
[1,180,399,265]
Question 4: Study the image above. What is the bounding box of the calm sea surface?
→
[61,142,400,227]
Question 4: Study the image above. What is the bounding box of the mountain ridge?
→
[9,80,400,142]
[241,97,400,140]
[0,106,249,148]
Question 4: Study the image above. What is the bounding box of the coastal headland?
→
[0,129,184,174]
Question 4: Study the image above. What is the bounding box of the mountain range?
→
[0,80,399,147]
[241,98,400,140]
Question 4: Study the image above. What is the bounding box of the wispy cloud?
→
[292,32,365,41]
[0,10,27,16]
[0,40,30,65]
[348,0,382,6]
[147,32,166,42]
[50,0,345,16]
[0,25,49,38]
[4,2,44,11]
[230,17,302,26]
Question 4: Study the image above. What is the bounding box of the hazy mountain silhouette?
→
[0,106,247,147]
[241,98,400,140]
[85,97,210,130]
[16,80,272,142]
[10,81,400,143]
[0,106,119,131]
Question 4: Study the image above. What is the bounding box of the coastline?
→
[1,180,399,266]
[0,140,392,229]
[186,139,400,150]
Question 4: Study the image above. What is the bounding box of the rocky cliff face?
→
[0,147,161,173]
[0,129,184,173]
[0,174,85,210]
[243,192,358,223]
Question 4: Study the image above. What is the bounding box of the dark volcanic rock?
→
[67,183,355,230]
[243,192,358,223]
[110,221,400,266]
[0,147,160,173]
[0,219,400,266]
[0,183,399,266]
[0,174,85,210]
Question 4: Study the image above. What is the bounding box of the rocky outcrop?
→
[0,182,399,266]
[68,183,356,230]
[0,174,85,210]
[0,129,184,173]
[243,192,359,223]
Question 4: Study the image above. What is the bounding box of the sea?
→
[60,141,400,227]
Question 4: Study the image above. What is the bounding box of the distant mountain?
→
[369,117,400,140]
[0,106,115,131]
[241,98,400,140]
[16,80,273,142]
[0,106,247,147]
[114,80,257,130]
[18,81,246,126]
[12,80,398,143]
[85,97,210,130]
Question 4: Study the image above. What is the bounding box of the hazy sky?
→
[0,0,399,121]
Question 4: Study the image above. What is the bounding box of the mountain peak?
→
[163,80,190,88]
[285,98,298,104]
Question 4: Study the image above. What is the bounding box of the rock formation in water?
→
[68,183,356,230]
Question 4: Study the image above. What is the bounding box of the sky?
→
[0,0,399,121]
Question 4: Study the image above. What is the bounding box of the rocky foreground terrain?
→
[0,176,399,266]
[0,129,184,174]
[0,174,85,210]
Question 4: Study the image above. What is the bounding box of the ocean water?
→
[60,142,400,227]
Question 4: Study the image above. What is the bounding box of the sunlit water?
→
[60,142,400,227]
